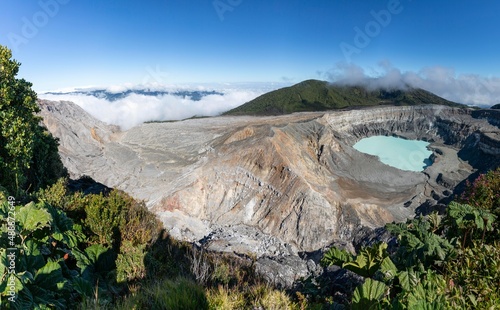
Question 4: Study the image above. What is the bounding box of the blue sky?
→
[1,0,500,105]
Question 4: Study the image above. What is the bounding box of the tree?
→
[0,45,65,194]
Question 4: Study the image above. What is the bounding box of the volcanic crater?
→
[39,100,500,262]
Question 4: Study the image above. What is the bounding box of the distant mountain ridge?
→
[224,79,463,116]
[44,88,224,102]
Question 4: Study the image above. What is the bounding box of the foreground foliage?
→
[318,169,500,309]
[0,179,163,309]
[1,180,309,309]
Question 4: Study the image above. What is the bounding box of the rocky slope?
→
[38,100,500,286]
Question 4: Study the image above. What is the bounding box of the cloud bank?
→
[39,84,281,130]
[39,63,500,131]
[327,62,500,106]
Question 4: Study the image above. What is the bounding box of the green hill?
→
[223,79,462,116]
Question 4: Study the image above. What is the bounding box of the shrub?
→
[0,45,65,195]
[445,241,500,308]
[115,241,147,283]
[29,128,68,192]
[37,177,69,210]
[460,168,500,216]
[120,197,161,246]
[84,190,126,247]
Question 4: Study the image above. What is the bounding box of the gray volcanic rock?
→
[38,100,119,177]
[38,100,500,282]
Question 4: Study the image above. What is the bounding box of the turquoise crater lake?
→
[353,136,433,172]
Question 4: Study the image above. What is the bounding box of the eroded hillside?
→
[38,101,500,258]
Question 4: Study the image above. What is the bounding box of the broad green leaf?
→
[72,277,94,297]
[398,269,418,292]
[9,286,34,310]
[16,202,52,232]
[18,271,34,284]
[435,244,446,261]
[29,284,66,310]
[406,271,448,309]
[342,243,389,277]
[85,244,109,264]
[343,258,372,277]
[352,278,387,310]
[45,204,73,233]
[479,209,496,231]
[379,256,397,281]
[19,239,45,274]
[376,242,388,258]
[34,261,66,292]
[407,283,427,306]
[321,246,354,267]
[72,248,91,273]
[2,273,25,294]
[73,244,111,279]
[52,230,83,248]
[410,299,446,310]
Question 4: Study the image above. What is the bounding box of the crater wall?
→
[39,101,500,256]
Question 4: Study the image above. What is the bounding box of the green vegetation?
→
[1,179,305,309]
[224,79,463,116]
[115,277,208,310]
[0,46,66,195]
[144,115,210,124]
[0,179,163,309]
[314,168,500,309]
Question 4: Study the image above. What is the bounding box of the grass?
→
[74,231,312,310]
[206,284,303,310]
[112,278,209,310]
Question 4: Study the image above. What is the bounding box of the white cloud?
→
[327,62,500,106]
[39,84,275,130]
[39,62,500,131]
